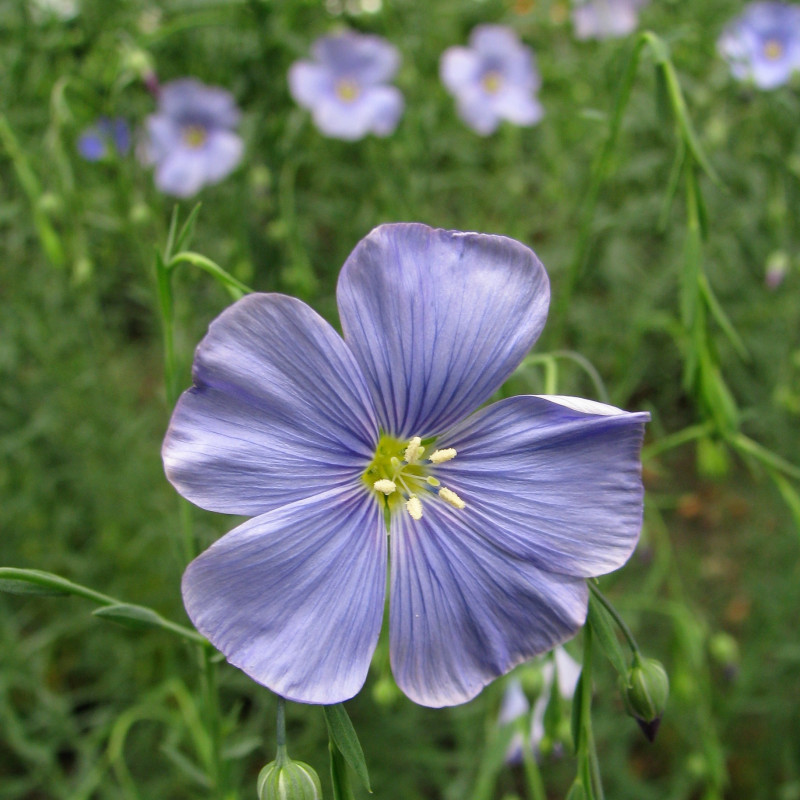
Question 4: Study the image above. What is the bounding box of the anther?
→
[404,437,424,463]
[374,479,397,495]
[429,448,457,464]
[439,486,466,509]
[426,476,441,487]
[406,495,423,520]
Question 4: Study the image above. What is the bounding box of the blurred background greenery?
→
[2,0,800,797]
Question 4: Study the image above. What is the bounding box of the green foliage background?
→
[2,0,800,798]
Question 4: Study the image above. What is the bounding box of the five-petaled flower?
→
[163,223,648,707]
[140,78,243,198]
[288,31,404,141]
[571,0,649,40]
[440,25,543,136]
[718,1,800,89]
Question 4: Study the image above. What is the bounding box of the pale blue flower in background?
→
[77,117,130,162]
[498,647,581,764]
[163,223,648,707]
[140,79,243,198]
[718,2,800,89]
[288,31,404,140]
[572,0,649,40]
[440,25,543,135]
[530,646,582,755]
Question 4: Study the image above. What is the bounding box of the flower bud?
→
[258,754,322,800]
[621,656,669,742]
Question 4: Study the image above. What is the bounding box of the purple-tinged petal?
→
[440,46,482,93]
[288,61,335,108]
[182,485,386,704]
[432,395,648,578]
[337,223,550,439]
[572,0,647,40]
[389,501,588,707]
[160,78,240,128]
[77,128,106,161]
[142,114,181,165]
[470,24,527,55]
[365,86,404,136]
[154,148,208,198]
[491,89,544,127]
[163,293,378,516]
[456,92,502,135]
[199,130,243,183]
[312,94,384,141]
[312,32,401,84]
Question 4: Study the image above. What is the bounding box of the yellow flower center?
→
[363,434,464,523]
[335,79,360,102]
[481,70,503,94]
[182,124,208,148]
[764,39,783,61]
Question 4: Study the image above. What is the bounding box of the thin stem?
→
[588,582,641,657]
[275,696,288,765]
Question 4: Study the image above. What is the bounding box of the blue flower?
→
[440,26,543,136]
[77,117,131,162]
[163,223,648,707]
[288,31,404,141]
[718,2,800,89]
[141,79,243,198]
[571,0,649,40]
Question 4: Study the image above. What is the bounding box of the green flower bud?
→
[621,656,669,742]
[258,752,322,800]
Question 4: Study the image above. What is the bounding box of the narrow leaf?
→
[93,603,168,631]
[0,578,68,596]
[329,741,356,800]
[323,704,371,792]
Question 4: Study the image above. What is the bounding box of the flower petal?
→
[433,395,648,577]
[163,293,378,516]
[365,86,404,136]
[200,130,243,183]
[337,223,550,439]
[440,46,482,93]
[183,486,387,704]
[160,78,241,128]
[154,148,208,198]
[288,61,334,109]
[389,502,588,707]
[312,32,401,84]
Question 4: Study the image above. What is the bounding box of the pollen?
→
[439,486,466,509]
[406,495,423,520]
[335,79,360,102]
[429,448,457,464]
[374,479,397,495]
[404,436,425,463]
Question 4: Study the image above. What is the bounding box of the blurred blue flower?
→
[140,79,243,198]
[288,31,404,140]
[163,223,648,707]
[440,25,543,136]
[77,117,130,162]
[571,0,649,40]
[718,2,800,89]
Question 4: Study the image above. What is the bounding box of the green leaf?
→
[469,720,519,800]
[329,741,356,800]
[587,593,629,678]
[323,704,371,792]
[570,671,585,754]
[0,577,68,596]
[93,603,169,631]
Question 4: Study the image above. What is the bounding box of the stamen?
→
[406,495,423,520]
[426,476,441,487]
[429,448,457,464]
[439,486,466,509]
[374,479,397,495]
[404,436,424,463]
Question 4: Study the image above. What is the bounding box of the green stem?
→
[588,582,641,657]
[275,696,287,763]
